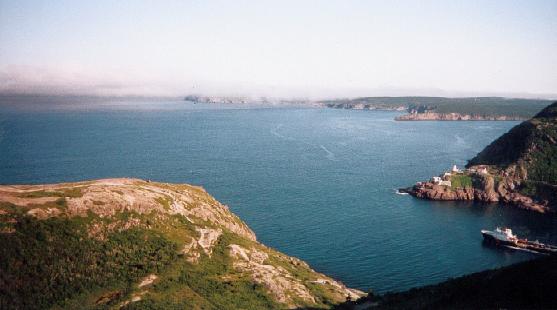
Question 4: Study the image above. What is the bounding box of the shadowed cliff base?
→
[335,255,557,309]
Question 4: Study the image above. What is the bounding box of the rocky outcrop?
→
[0,178,256,240]
[228,244,362,308]
[407,183,474,201]
[404,170,549,213]
[229,244,318,306]
[395,112,524,121]
[0,178,363,309]
[195,227,222,256]
[404,102,557,213]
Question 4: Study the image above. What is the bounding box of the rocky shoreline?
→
[400,166,550,213]
[403,102,557,213]
[395,112,525,121]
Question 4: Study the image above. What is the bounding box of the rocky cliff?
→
[0,178,362,309]
[404,172,549,213]
[403,102,557,213]
[395,112,524,121]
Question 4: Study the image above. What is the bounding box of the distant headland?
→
[319,96,553,121]
[185,95,554,121]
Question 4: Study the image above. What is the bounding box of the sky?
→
[0,0,556,98]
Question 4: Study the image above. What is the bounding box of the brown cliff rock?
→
[395,112,525,121]
[404,170,549,213]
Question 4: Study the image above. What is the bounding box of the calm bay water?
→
[1,96,556,293]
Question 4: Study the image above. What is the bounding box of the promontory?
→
[402,101,557,213]
[0,178,362,309]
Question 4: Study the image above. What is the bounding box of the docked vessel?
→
[481,227,557,255]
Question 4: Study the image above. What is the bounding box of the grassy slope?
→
[466,102,557,207]
[450,174,473,189]
[0,181,349,310]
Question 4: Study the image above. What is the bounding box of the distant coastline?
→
[185,95,553,121]
[394,112,525,121]
[320,96,552,121]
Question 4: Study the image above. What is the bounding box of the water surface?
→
[1,96,555,293]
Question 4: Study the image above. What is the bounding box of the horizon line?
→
[1,91,556,101]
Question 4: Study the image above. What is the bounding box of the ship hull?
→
[481,232,515,246]
[482,232,557,255]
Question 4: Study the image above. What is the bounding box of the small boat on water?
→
[481,227,557,255]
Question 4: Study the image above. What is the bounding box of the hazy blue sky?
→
[1,0,556,97]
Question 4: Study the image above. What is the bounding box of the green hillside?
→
[322,97,552,118]
[0,179,362,309]
[467,102,557,185]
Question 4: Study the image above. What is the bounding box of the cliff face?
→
[404,102,557,213]
[0,178,362,309]
[406,174,548,213]
[395,112,524,121]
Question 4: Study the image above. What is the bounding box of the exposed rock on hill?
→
[0,178,362,309]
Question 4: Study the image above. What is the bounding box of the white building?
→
[439,180,452,187]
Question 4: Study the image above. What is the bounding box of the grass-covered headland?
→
[321,97,552,119]
[0,179,362,309]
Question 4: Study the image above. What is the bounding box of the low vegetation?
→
[450,175,472,189]
[130,232,280,310]
[0,214,177,309]
[466,101,557,209]
[0,179,359,309]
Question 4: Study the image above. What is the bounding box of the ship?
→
[481,227,557,255]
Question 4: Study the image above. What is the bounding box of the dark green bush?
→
[0,215,177,310]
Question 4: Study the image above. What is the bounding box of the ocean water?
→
[1,96,556,293]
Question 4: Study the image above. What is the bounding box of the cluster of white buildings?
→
[467,165,489,174]
[431,176,451,187]
[429,164,488,187]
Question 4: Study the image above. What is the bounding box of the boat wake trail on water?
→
[454,134,467,147]
[504,245,547,255]
[270,124,296,141]
[319,145,336,161]
[271,124,337,161]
